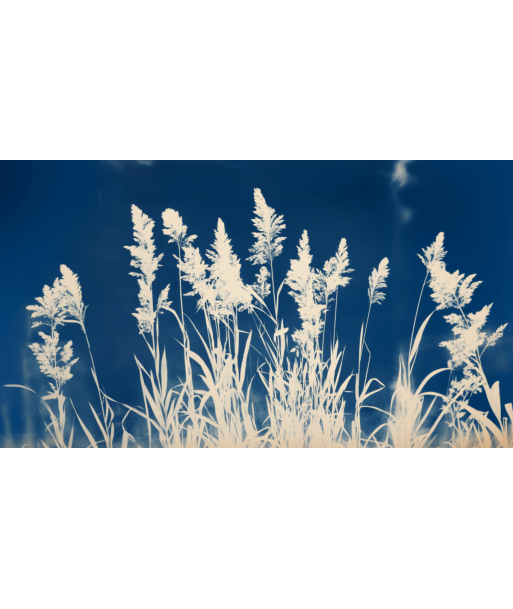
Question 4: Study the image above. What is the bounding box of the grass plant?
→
[6,190,509,448]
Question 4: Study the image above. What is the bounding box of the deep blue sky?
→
[1,161,512,446]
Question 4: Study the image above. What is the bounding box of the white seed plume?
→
[486,323,508,349]
[26,278,66,329]
[447,367,484,399]
[418,232,446,268]
[286,230,324,350]
[441,305,492,368]
[58,265,87,324]
[176,218,253,319]
[424,236,509,402]
[252,266,271,299]
[440,304,508,372]
[125,204,171,334]
[317,237,353,305]
[286,231,314,298]
[179,245,209,303]
[162,208,197,248]
[247,188,286,266]
[27,266,87,328]
[26,268,84,397]
[428,262,482,310]
[368,258,390,305]
[205,218,252,319]
[28,331,78,393]
[125,204,163,285]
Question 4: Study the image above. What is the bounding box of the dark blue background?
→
[1,161,511,446]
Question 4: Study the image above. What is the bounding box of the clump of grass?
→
[123,204,208,448]
[177,214,265,447]
[348,257,389,447]
[6,191,510,448]
[420,234,508,447]
[382,232,509,448]
[6,263,116,447]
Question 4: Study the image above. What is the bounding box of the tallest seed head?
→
[247,188,286,266]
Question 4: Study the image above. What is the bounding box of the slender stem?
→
[144,281,156,448]
[409,272,428,360]
[49,322,65,437]
[204,306,213,354]
[81,323,106,421]
[50,323,61,395]
[363,302,372,350]
[357,303,372,388]
[321,294,328,361]
[178,244,185,330]
[141,377,152,449]
[363,349,372,396]
[177,243,196,441]
[354,303,372,446]
[332,287,339,350]
[269,256,278,327]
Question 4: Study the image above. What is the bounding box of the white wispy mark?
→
[392,160,411,188]
[104,161,155,170]
[389,161,415,225]
[399,206,413,224]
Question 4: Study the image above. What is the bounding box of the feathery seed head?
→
[419,232,446,268]
[27,266,87,330]
[420,233,482,310]
[286,230,313,295]
[176,218,253,319]
[368,257,390,305]
[125,204,163,287]
[26,278,66,329]
[205,218,252,318]
[320,237,353,299]
[58,265,86,324]
[247,188,286,266]
[428,262,481,310]
[252,266,271,299]
[286,230,324,352]
[28,331,78,388]
[162,208,197,249]
[125,205,165,333]
[447,367,484,399]
[441,302,507,378]
[179,245,209,302]
[440,304,492,368]
[487,323,508,349]
[156,285,173,316]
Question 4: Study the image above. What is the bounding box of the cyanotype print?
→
[1,161,511,447]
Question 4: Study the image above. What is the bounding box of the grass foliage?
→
[6,189,511,448]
